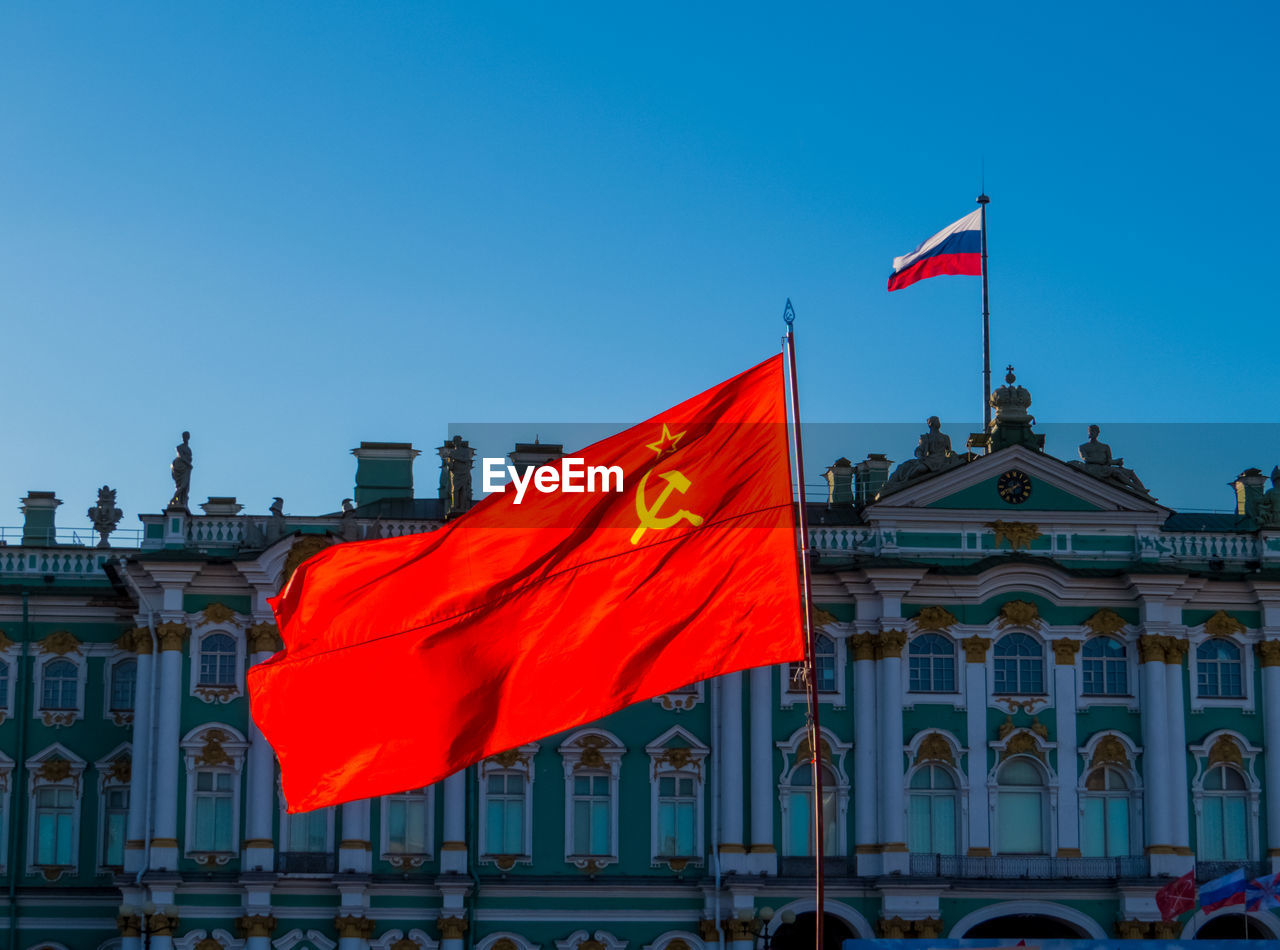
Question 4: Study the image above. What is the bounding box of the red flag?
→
[1156,870,1196,921]
[249,355,804,811]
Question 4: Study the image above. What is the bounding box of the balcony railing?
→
[909,853,1150,879]
[1195,860,1268,883]
[276,851,336,874]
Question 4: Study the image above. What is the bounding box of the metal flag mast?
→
[782,298,824,950]
[978,192,991,432]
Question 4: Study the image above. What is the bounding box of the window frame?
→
[1188,628,1256,713]
[906,762,962,855]
[477,743,538,869]
[558,729,625,870]
[646,727,708,868]
[1190,732,1262,863]
[776,727,851,858]
[189,627,246,705]
[32,653,86,727]
[25,743,86,879]
[180,724,248,865]
[378,786,433,868]
[1079,764,1137,858]
[780,631,847,709]
[104,655,138,726]
[1080,636,1129,697]
[992,632,1047,696]
[907,633,958,694]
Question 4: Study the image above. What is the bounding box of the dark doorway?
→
[1196,914,1272,939]
[963,914,1086,938]
[771,912,856,950]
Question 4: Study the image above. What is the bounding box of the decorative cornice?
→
[1051,638,1081,665]
[201,602,238,626]
[1208,734,1243,768]
[1257,640,1280,668]
[876,629,908,659]
[988,520,1042,551]
[247,622,283,655]
[961,635,991,662]
[997,600,1040,628]
[1084,608,1126,636]
[38,631,82,655]
[913,606,958,632]
[156,622,189,652]
[1205,610,1247,638]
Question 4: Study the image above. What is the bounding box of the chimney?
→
[823,458,855,506]
[20,491,61,546]
[351,442,420,507]
[1232,468,1266,519]
[508,438,565,478]
[854,454,892,505]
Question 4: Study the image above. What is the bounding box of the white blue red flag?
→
[1246,871,1280,911]
[888,209,982,291]
[1201,867,1248,912]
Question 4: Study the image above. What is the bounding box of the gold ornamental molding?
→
[1138,634,1168,664]
[201,602,239,626]
[283,536,332,586]
[997,600,1041,628]
[652,747,702,779]
[1205,610,1247,638]
[196,729,232,767]
[915,731,954,766]
[104,756,131,786]
[1001,731,1045,762]
[988,520,1042,551]
[146,912,179,937]
[1051,638,1081,665]
[115,627,153,654]
[961,635,992,663]
[1256,640,1280,668]
[35,757,75,785]
[38,631,82,655]
[664,940,691,950]
[724,921,755,942]
[1208,735,1244,768]
[913,606,958,631]
[796,736,833,764]
[236,915,278,939]
[194,938,223,950]
[1090,734,1131,769]
[876,629,908,659]
[1084,608,1127,636]
[116,913,141,938]
[851,633,877,661]
[335,915,376,940]
[247,622,283,655]
[436,915,468,940]
[242,838,274,849]
[1164,637,1189,665]
[392,939,424,950]
[811,603,838,629]
[0,630,14,651]
[698,920,720,942]
[156,622,189,652]
[572,734,614,770]
[492,940,521,950]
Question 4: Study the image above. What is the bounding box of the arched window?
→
[994,634,1045,695]
[1197,640,1243,698]
[908,764,958,854]
[109,659,137,711]
[41,659,78,710]
[1199,764,1249,860]
[909,634,956,693]
[995,758,1047,854]
[198,634,237,687]
[1081,638,1127,695]
[786,762,838,857]
[1081,766,1131,856]
[790,635,837,693]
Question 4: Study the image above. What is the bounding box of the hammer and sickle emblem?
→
[630,469,704,545]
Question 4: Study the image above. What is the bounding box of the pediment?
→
[868,445,1172,522]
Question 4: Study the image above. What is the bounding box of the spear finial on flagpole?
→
[782,298,824,950]
[977,192,992,432]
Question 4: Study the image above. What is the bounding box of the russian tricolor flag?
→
[888,209,983,291]
[1201,867,1248,912]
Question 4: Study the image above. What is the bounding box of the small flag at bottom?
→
[1246,870,1280,911]
[1201,867,1248,912]
[1156,869,1196,920]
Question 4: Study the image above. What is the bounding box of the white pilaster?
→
[1260,645,1280,871]
[124,635,154,875]
[244,647,277,872]
[852,635,879,875]
[964,639,992,855]
[747,665,776,874]
[878,630,908,872]
[1164,637,1193,869]
[338,799,372,873]
[718,671,747,872]
[150,625,186,870]
[441,769,467,873]
[1139,635,1174,873]
[1052,644,1080,856]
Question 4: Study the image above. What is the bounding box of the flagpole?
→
[782,298,824,950]
[978,193,991,432]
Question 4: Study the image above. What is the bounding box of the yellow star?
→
[645,423,686,458]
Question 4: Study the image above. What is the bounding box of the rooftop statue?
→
[1068,425,1152,497]
[87,485,123,548]
[1257,466,1280,528]
[881,416,966,494]
[168,431,193,510]
[439,436,475,518]
[266,496,287,543]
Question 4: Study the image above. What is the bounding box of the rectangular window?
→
[908,794,955,853]
[657,775,696,857]
[484,774,525,855]
[193,771,233,852]
[910,656,955,693]
[998,791,1044,854]
[103,787,129,867]
[387,792,428,854]
[288,809,328,853]
[571,775,611,856]
[110,666,136,711]
[35,787,75,866]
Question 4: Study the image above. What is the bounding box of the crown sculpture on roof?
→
[987,366,1044,452]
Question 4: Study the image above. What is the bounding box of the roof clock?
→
[997,469,1033,504]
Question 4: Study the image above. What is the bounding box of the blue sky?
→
[1,2,1277,528]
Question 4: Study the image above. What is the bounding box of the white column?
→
[339,799,372,873]
[150,624,186,870]
[1139,635,1174,872]
[748,665,776,874]
[1164,638,1193,869]
[878,631,908,871]
[852,635,879,874]
[244,644,278,872]
[1260,642,1280,871]
[963,637,992,855]
[124,632,154,875]
[1052,640,1081,856]
[441,769,467,873]
[718,671,746,871]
